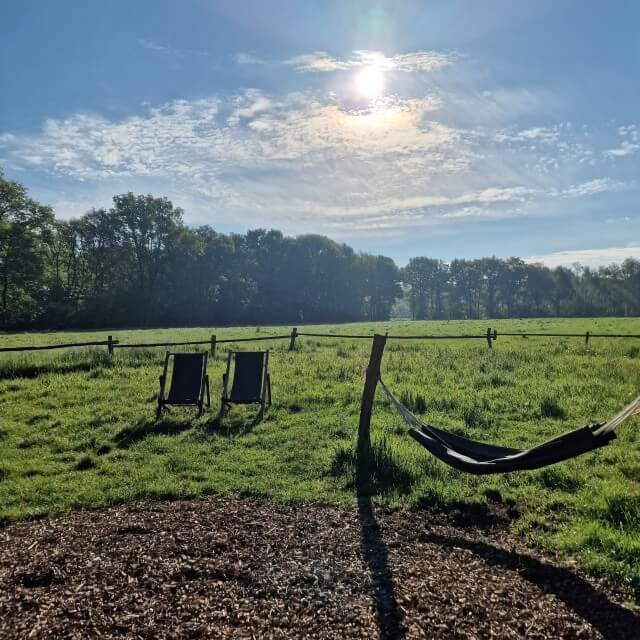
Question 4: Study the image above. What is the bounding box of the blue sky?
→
[1,0,639,266]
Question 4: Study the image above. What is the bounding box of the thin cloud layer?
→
[284,49,454,73]
[0,54,636,237]
[526,246,640,268]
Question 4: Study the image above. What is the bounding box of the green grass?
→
[1,317,639,592]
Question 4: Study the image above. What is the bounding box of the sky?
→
[1,0,639,267]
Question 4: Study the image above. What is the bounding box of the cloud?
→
[285,51,348,72]
[227,89,274,126]
[604,124,640,157]
[234,53,265,65]
[137,38,208,57]
[1,84,637,236]
[605,141,640,158]
[618,124,639,141]
[495,126,560,144]
[526,246,640,268]
[0,91,476,230]
[284,49,454,73]
[561,177,629,198]
[138,39,169,53]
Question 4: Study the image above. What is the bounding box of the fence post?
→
[289,327,298,351]
[585,331,590,347]
[107,335,114,357]
[210,334,217,357]
[486,327,493,349]
[357,334,387,491]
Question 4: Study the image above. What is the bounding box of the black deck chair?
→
[156,351,210,420]
[221,350,271,415]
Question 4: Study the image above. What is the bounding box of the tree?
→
[0,170,54,328]
[111,193,183,325]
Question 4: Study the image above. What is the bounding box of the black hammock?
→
[379,378,640,475]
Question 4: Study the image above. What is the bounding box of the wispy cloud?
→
[604,123,640,158]
[605,141,640,158]
[495,126,561,144]
[234,53,265,65]
[0,82,636,235]
[138,39,170,53]
[526,246,640,268]
[561,177,629,198]
[137,38,208,57]
[284,49,454,73]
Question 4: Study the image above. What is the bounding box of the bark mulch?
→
[0,496,637,639]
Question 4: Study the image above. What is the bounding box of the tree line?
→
[1,170,638,330]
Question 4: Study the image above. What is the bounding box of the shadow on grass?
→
[332,438,415,497]
[114,418,193,449]
[357,433,407,638]
[0,358,111,380]
[421,532,640,640]
[201,404,266,437]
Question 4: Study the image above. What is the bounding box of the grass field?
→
[1,318,639,592]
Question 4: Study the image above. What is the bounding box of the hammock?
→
[379,378,640,475]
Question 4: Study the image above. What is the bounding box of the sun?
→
[354,66,385,100]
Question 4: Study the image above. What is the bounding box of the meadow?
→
[1,318,639,592]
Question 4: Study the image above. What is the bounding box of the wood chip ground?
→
[0,496,637,639]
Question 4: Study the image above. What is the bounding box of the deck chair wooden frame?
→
[156,351,211,420]
[221,350,271,415]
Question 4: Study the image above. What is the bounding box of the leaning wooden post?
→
[357,334,387,491]
[210,334,217,357]
[107,335,114,357]
[289,327,298,351]
[486,327,493,349]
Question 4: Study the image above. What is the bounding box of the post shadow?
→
[357,334,406,639]
[420,532,640,640]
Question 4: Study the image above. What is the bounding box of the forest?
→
[1,169,639,330]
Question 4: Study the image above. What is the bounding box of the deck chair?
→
[156,351,210,420]
[221,350,271,415]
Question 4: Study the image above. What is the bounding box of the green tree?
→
[0,170,54,328]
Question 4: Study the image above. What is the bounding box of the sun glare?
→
[355,66,385,100]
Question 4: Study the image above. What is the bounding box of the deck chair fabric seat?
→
[166,354,208,404]
[222,350,271,413]
[157,352,210,419]
[229,352,266,403]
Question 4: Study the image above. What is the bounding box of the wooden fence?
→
[2,326,640,356]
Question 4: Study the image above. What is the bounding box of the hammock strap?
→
[378,377,423,431]
[595,396,640,435]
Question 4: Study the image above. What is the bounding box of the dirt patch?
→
[0,496,637,639]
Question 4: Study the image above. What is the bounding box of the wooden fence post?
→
[486,327,493,349]
[210,334,217,357]
[107,335,114,357]
[585,331,590,347]
[357,334,387,490]
[289,327,298,351]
